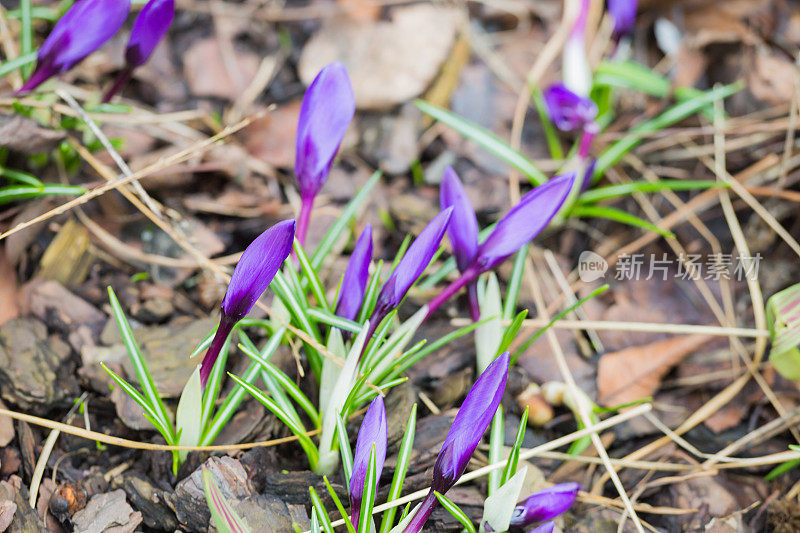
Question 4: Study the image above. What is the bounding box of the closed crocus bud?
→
[608,0,637,41]
[426,175,574,317]
[295,63,356,245]
[104,0,174,101]
[509,483,580,528]
[439,167,481,320]
[370,206,453,329]
[543,84,597,133]
[404,352,509,533]
[336,224,373,321]
[349,396,387,529]
[17,0,131,94]
[200,219,295,386]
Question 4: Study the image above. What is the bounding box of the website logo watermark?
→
[578,252,762,282]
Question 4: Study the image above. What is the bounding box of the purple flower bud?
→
[372,207,453,321]
[426,176,574,318]
[608,0,637,41]
[200,219,295,386]
[543,84,598,132]
[509,483,580,528]
[475,174,574,271]
[404,352,509,533]
[295,63,355,244]
[349,396,387,529]
[439,167,478,272]
[18,0,131,94]
[125,0,174,67]
[336,224,373,321]
[104,0,174,102]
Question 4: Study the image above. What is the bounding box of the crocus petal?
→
[336,224,373,321]
[440,167,478,272]
[542,84,598,132]
[349,396,387,528]
[295,62,355,200]
[528,521,556,533]
[221,219,295,321]
[563,0,592,96]
[18,0,131,93]
[476,174,574,271]
[509,483,580,527]
[125,0,174,67]
[432,351,509,493]
[608,0,637,40]
[374,207,453,316]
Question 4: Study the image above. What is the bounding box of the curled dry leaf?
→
[597,334,714,406]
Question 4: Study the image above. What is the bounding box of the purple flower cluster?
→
[17,0,174,99]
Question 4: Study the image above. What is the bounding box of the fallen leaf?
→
[748,49,796,105]
[0,399,14,447]
[0,114,65,154]
[597,334,714,406]
[299,4,459,110]
[240,102,301,169]
[183,38,260,100]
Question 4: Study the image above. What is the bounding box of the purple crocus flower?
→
[608,0,637,42]
[439,167,481,320]
[200,219,295,386]
[542,84,597,133]
[349,396,387,529]
[295,63,356,246]
[427,175,574,317]
[336,224,373,322]
[17,0,131,94]
[367,206,453,338]
[404,352,509,533]
[104,0,175,102]
[509,483,580,529]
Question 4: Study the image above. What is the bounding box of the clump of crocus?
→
[404,352,509,532]
[509,482,580,532]
[608,0,637,44]
[104,0,175,102]
[349,396,387,529]
[200,219,295,386]
[427,175,574,317]
[336,224,373,322]
[295,63,356,246]
[17,0,131,94]
[368,206,453,339]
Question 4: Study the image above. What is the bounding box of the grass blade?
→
[0,184,85,205]
[417,100,547,185]
[295,238,331,312]
[311,170,381,270]
[593,82,743,182]
[335,413,354,490]
[230,374,319,468]
[433,492,476,533]
[379,404,417,533]
[307,307,362,334]
[107,287,174,441]
[570,204,675,238]
[578,179,725,204]
[501,407,528,485]
[593,60,670,97]
[203,469,252,533]
[309,487,334,533]
[357,446,378,533]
